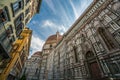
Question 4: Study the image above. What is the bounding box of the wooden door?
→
[89,61,101,80]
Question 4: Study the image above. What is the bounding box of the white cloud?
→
[28,0,93,58]
[43,20,54,27]
[45,0,73,27]
[70,0,79,19]
[42,20,67,34]
[44,0,56,14]
[77,0,93,17]
[29,34,45,58]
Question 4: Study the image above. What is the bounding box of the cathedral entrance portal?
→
[86,51,102,80]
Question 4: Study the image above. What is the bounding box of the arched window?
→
[98,27,118,51]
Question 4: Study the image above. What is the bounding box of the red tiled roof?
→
[33,51,42,56]
[45,34,62,44]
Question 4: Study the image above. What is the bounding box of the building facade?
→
[24,51,42,80]
[46,0,120,80]
[0,0,41,80]
[0,27,32,80]
[39,32,62,80]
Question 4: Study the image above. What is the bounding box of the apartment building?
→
[0,27,32,80]
[0,0,42,80]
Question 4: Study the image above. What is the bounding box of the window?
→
[16,22,24,37]
[109,63,120,74]
[14,13,24,27]
[12,2,19,12]
[12,0,24,15]
[98,27,118,50]
[0,10,6,22]
[26,0,30,5]
[0,7,9,26]
[0,27,13,52]
[0,31,7,42]
[6,25,13,37]
[0,26,13,42]
[14,13,24,37]
[25,8,30,16]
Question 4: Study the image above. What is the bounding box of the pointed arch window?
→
[98,27,118,51]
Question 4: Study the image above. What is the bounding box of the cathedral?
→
[39,0,120,80]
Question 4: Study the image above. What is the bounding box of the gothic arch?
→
[85,51,102,80]
[97,27,119,51]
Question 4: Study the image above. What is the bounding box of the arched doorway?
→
[86,51,102,80]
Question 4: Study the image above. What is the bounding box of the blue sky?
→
[27,0,93,56]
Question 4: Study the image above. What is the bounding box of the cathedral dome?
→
[45,32,62,44]
[32,51,42,56]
